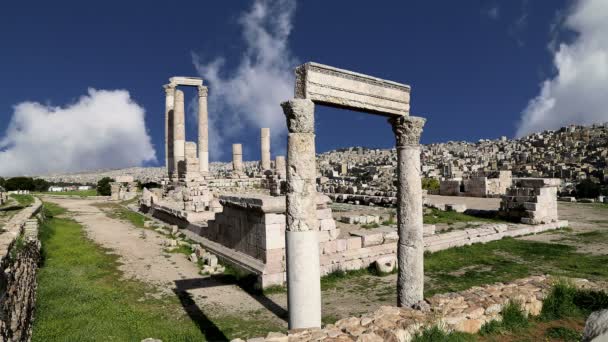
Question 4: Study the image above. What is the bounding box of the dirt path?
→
[42,196,288,328]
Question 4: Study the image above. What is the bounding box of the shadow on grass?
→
[175,276,288,325]
[172,283,228,342]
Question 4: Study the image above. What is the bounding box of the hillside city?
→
[29,122,608,199]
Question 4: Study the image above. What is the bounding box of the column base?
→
[286,230,322,330]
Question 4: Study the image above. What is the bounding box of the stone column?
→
[261,127,271,171]
[389,115,426,308]
[281,99,321,329]
[173,89,186,177]
[164,85,175,178]
[232,144,243,174]
[275,155,286,178]
[198,86,209,174]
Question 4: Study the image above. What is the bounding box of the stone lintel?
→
[169,76,203,87]
[295,62,411,117]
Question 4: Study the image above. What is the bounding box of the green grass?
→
[37,189,98,197]
[480,301,529,335]
[545,326,581,341]
[559,230,608,243]
[424,237,608,296]
[423,208,501,225]
[33,201,282,341]
[94,202,149,229]
[361,222,380,229]
[9,193,34,206]
[412,325,475,342]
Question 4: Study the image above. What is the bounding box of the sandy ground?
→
[42,196,288,327]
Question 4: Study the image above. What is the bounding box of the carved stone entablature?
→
[389,115,426,147]
[198,86,208,97]
[294,62,411,116]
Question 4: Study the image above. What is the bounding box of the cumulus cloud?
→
[192,0,297,160]
[0,89,156,176]
[516,0,608,137]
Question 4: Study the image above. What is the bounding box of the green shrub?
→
[412,325,475,342]
[96,177,114,196]
[541,281,580,320]
[479,300,529,335]
[573,289,608,313]
[501,301,530,330]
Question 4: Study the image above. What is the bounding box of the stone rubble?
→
[238,275,606,342]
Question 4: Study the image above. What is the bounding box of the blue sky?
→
[1,0,607,175]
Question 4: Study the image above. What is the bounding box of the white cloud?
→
[516,0,608,137]
[0,88,156,176]
[192,0,297,160]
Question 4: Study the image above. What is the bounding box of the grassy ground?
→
[37,189,98,197]
[9,193,34,206]
[32,201,281,341]
[93,202,149,228]
[423,208,503,225]
[318,235,608,301]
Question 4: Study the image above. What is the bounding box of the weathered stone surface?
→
[390,115,426,307]
[295,62,410,116]
[261,128,271,171]
[583,309,608,342]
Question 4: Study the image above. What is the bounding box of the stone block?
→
[316,208,333,220]
[319,218,336,231]
[336,238,348,252]
[295,62,410,116]
[347,236,362,250]
[265,223,285,250]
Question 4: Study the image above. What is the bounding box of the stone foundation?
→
[500,178,560,224]
[140,194,568,289]
[0,197,43,341]
[238,275,606,341]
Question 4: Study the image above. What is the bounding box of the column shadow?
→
[173,275,288,340]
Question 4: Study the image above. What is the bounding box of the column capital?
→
[389,115,426,147]
[163,84,175,95]
[281,99,315,133]
[198,85,209,97]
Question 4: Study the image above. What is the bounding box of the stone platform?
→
[140,193,568,289]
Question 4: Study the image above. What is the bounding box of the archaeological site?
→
[2,1,608,341]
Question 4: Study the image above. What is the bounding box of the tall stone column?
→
[260,127,271,171]
[232,144,243,174]
[173,89,186,176]
[164,85,175,178]
[281,99,321,329]
[389,115,426,308]
[198,86,209,174]
[275,155,286,178]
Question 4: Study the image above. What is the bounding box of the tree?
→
[575,179,601,199]
[0,177,5,188]
[421,177,440,191]
[97,177,114,196]
[33,178,50,192]
[5,177,35,191]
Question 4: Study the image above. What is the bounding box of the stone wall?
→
[439,180,461,196]
[500,178,560,224]
[239,275,606,341]
[0,197,43,341]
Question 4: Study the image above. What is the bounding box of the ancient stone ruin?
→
[135,63,570,332]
